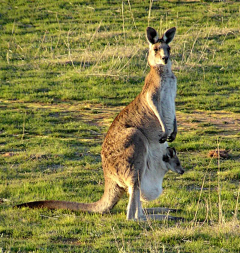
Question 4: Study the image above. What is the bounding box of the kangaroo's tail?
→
[16,179,124,214]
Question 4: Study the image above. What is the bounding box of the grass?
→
[0,0,240,252]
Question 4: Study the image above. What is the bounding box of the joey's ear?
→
[166,147,175,158]
[146,27,159,44]
[162,27,176,44]
[172,147,176,156]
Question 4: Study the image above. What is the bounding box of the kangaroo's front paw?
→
[167,131,177,142]
[159,133,168,143]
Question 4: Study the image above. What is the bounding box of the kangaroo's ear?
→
[162,27,176,44]
[146,27,159,45]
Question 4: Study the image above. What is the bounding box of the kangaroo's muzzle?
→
[162,56,168,64]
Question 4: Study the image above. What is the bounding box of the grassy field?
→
[0,0,240,252]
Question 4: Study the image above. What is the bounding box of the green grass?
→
[0,0,240,252]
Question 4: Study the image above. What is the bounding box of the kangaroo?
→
[16,27,183,221]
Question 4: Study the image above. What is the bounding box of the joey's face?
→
[163,147,184,175]
[148,42,171,67]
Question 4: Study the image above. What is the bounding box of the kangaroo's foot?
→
[138,214,184,221]
[144,207,178,214]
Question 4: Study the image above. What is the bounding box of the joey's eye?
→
[163,155,169,162]
[154,48,158,52]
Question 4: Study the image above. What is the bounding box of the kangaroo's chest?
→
[159,76,176,131]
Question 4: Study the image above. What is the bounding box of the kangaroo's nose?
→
[178,168,184,175]
[162,56,168,64]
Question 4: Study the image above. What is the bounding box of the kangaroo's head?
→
[146,27,176,67]
[163,147,184,175]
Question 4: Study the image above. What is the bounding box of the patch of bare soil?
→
[176,110,240,136]
[2,100,239,136]
[77,103,120,129]
[77,104,240,138]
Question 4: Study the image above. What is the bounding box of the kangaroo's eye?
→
[154,48,158,52]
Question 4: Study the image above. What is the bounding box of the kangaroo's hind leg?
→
[117,128,149,220]
[126,184,144,220]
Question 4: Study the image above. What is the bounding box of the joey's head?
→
[146,27,176,67]
[163,147,184,175]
